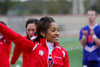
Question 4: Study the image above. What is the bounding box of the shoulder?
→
[80,25,88,31]
[96,24,100,29]
[94,25,100,32]
[56,45,68,58]
[24,36,27,38]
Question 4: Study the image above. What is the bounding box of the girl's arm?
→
[11,45,21,64]
[0,23,35,53]
[0,23,20,41]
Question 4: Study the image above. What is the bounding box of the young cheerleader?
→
[11,19,39,67]
[0,21,11,67]
[0,16,69,67]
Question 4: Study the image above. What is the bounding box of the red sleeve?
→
[0,23,35,53]
[0,23,20,41]
[11,45,21,65]
[63,51,69,67]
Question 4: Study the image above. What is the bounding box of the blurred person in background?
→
[0,21,11,67]
[11,18,39,67]
[79,10,100,67]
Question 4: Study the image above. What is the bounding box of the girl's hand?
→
[82,30,88,37]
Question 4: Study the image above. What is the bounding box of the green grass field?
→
[11,37,83,67]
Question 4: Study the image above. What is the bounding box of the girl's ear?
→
[40,32,46,37]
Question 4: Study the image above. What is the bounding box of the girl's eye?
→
[51,30,55,32]
[32,29,35,31]
[28,29,30,31]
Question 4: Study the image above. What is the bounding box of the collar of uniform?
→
[25,34,37,40]
[88,23,98,29]
[39,38,59,47]
[46,41,54,48]
[30,36,37,41]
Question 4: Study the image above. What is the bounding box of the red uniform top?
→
[11,35,37,67]
[0,23,69,67]
[0,35,11,67]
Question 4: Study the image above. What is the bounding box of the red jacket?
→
[11,35,37,67]
[0,36,11,67]
[0,23,69,67]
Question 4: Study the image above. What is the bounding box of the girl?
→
[11,19,39,67]
[0,16,69,67]
[0,21,11,67]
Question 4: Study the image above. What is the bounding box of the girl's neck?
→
[46,41,54,47]
[46,40,54,55]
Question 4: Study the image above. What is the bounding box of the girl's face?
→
[43,22,60,43]
[26,23,36,38]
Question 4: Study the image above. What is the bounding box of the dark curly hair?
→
[35,16,55,42]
